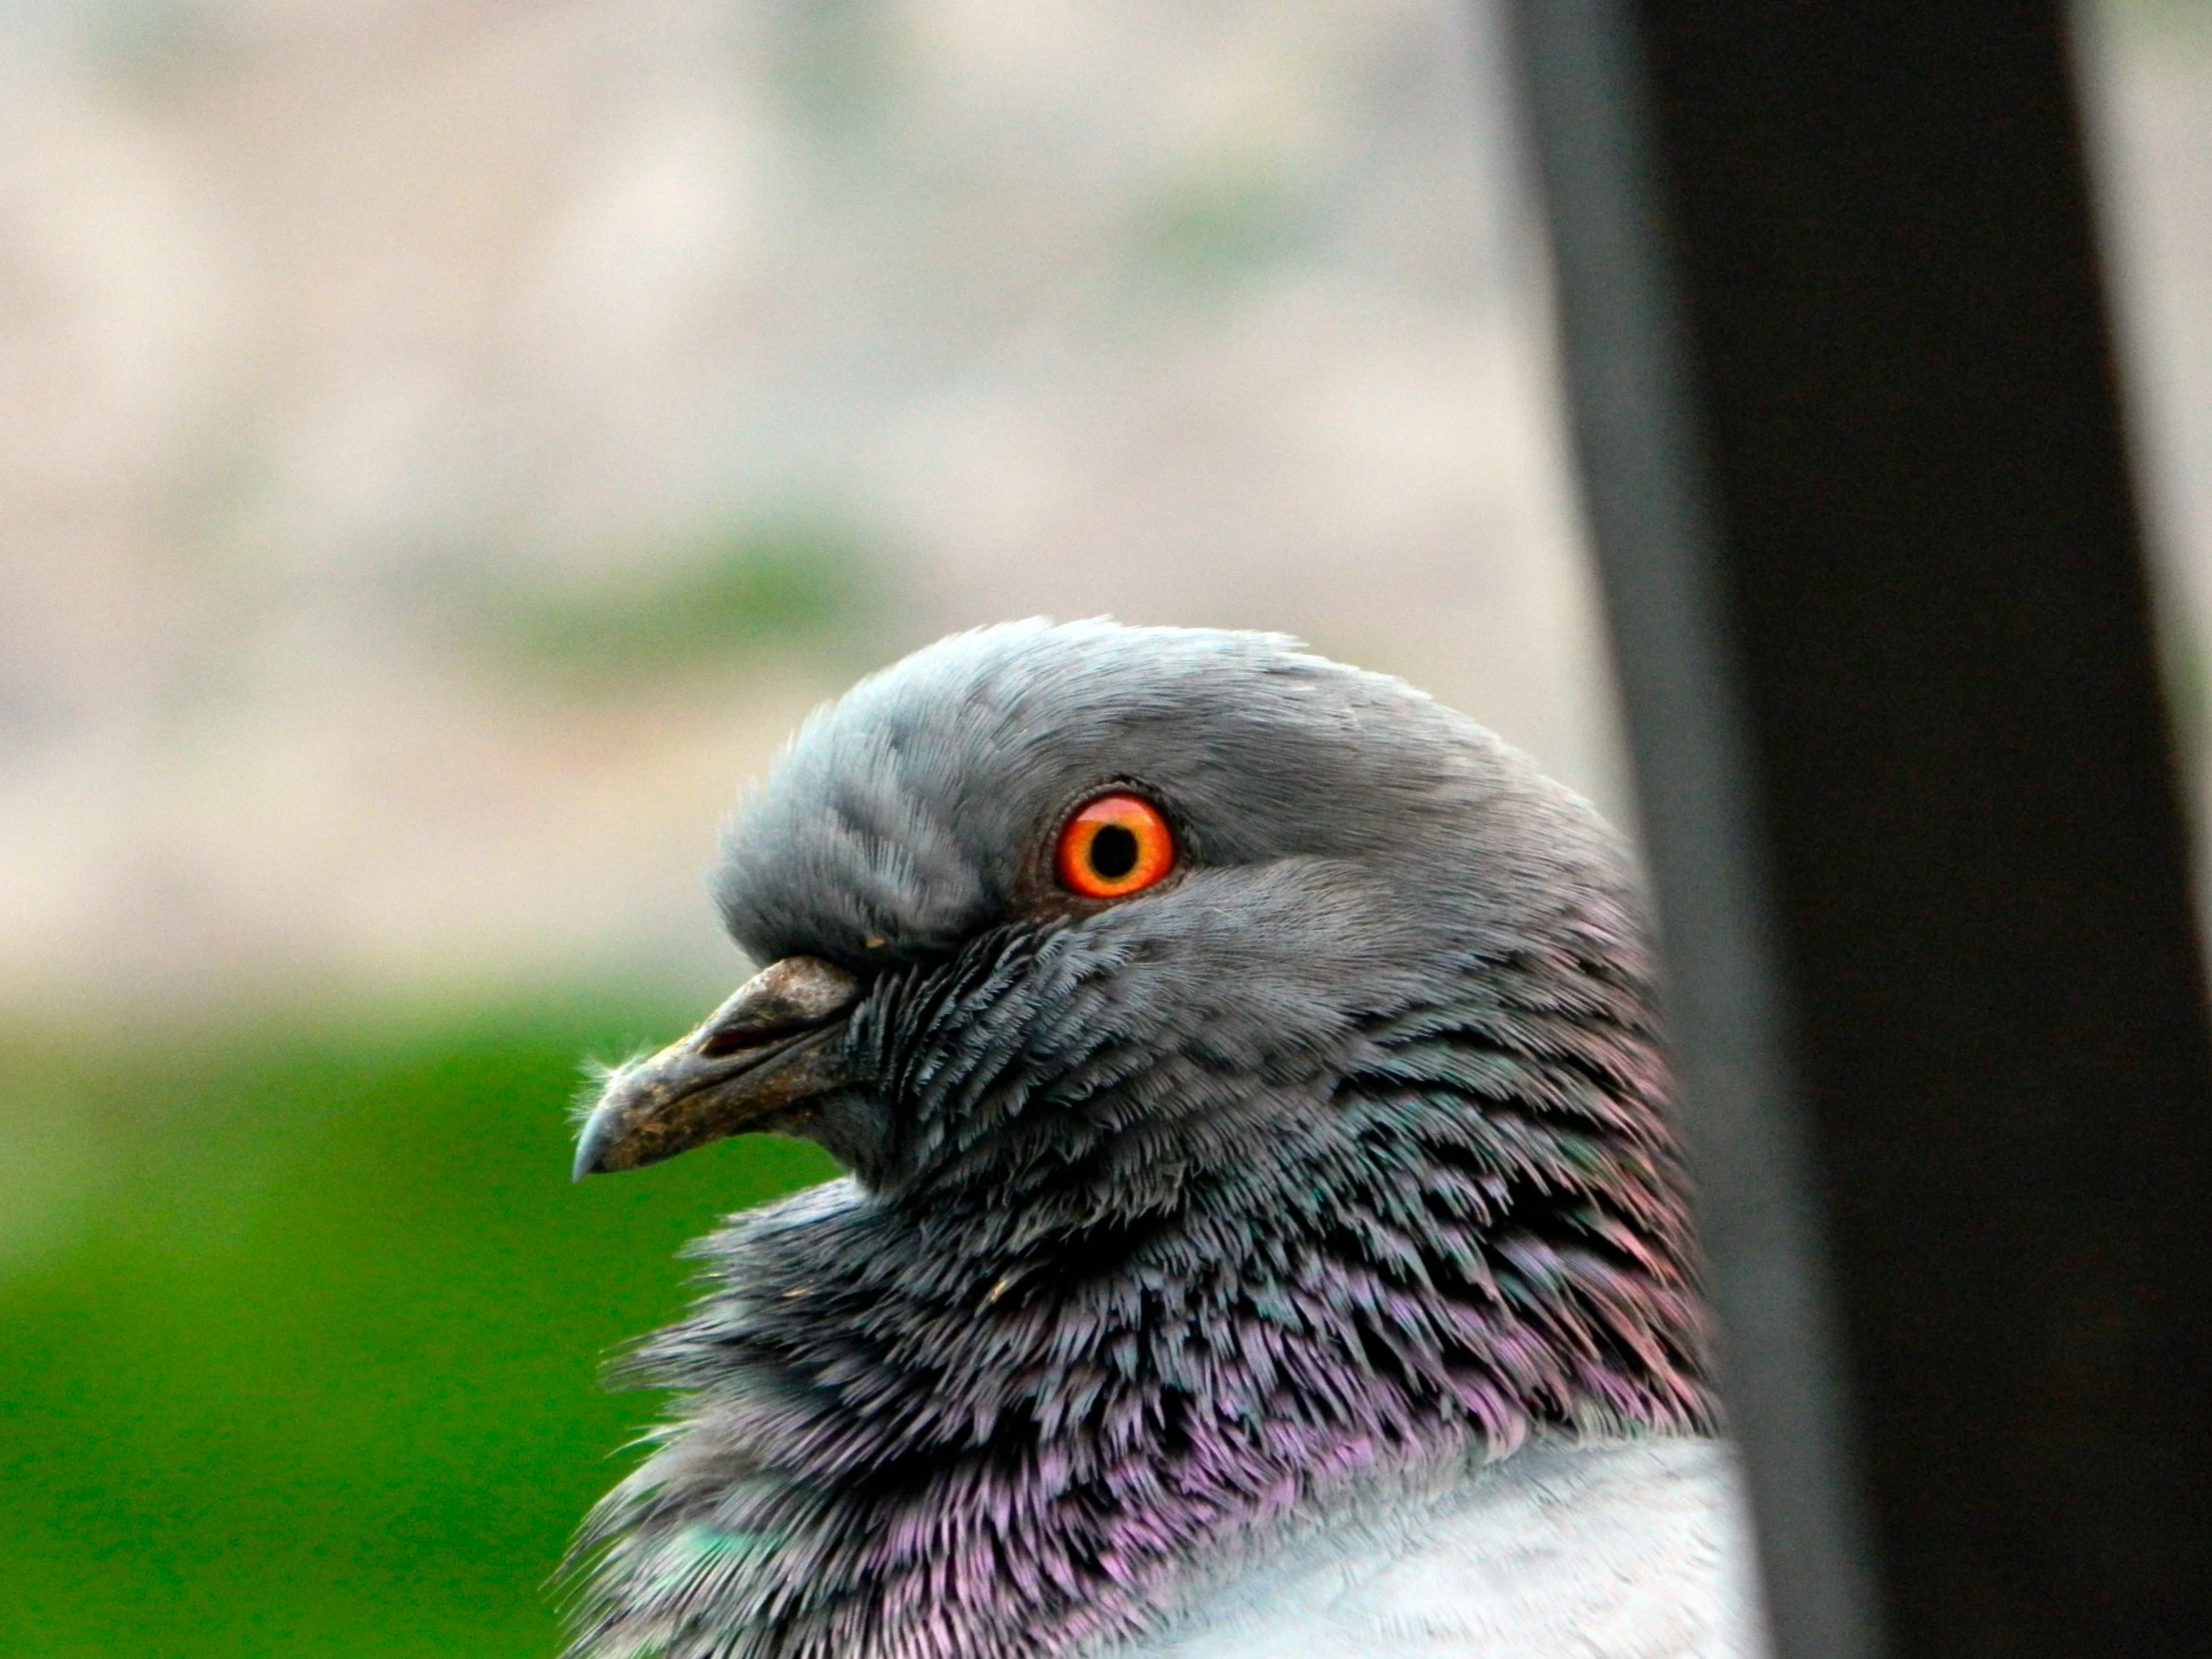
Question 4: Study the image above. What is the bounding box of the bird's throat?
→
[570,1123,1714,1659]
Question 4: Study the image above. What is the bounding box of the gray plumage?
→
[567,619,1767,1659]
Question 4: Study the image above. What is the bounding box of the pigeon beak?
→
[572,955,863,1180]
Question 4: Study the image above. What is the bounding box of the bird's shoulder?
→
[1099,1436,1769,1659]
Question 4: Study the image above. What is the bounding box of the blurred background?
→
[0,1,2205,1653]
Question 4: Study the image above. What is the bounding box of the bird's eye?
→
[1055,794,1176,899]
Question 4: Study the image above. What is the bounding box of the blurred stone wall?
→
[2097,6,2212,741]
[0,0,2207,1015]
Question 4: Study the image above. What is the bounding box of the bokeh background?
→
[2,2,2208,1653]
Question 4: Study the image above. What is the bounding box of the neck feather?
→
[568,921,1714,1659]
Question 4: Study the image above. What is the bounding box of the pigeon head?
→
[568,621,1714,1659]
[580,621,1632,1200]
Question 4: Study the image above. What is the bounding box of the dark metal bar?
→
[1505,4,2212,1658]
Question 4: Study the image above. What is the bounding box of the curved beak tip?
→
[571,1107,614,1183]
[572,1089,632,1181]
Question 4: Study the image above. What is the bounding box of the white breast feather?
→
[1102,1438,1770,1659]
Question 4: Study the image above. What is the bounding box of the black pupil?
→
[1088,824,1140,880]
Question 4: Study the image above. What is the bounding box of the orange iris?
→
[1055,794,1176,898]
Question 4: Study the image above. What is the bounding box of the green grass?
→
[491,513,885,689]
[1134,161,1312,291]
[0,999,837,1657]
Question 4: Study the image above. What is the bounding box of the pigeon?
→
[567,619,1768,1659]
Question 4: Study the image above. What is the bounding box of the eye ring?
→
[1055,794,1176,899]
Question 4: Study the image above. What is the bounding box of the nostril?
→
[691,957,862,1060]
[698,1022,797,1060]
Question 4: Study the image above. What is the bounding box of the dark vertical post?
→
[1506,5,2212,1659]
